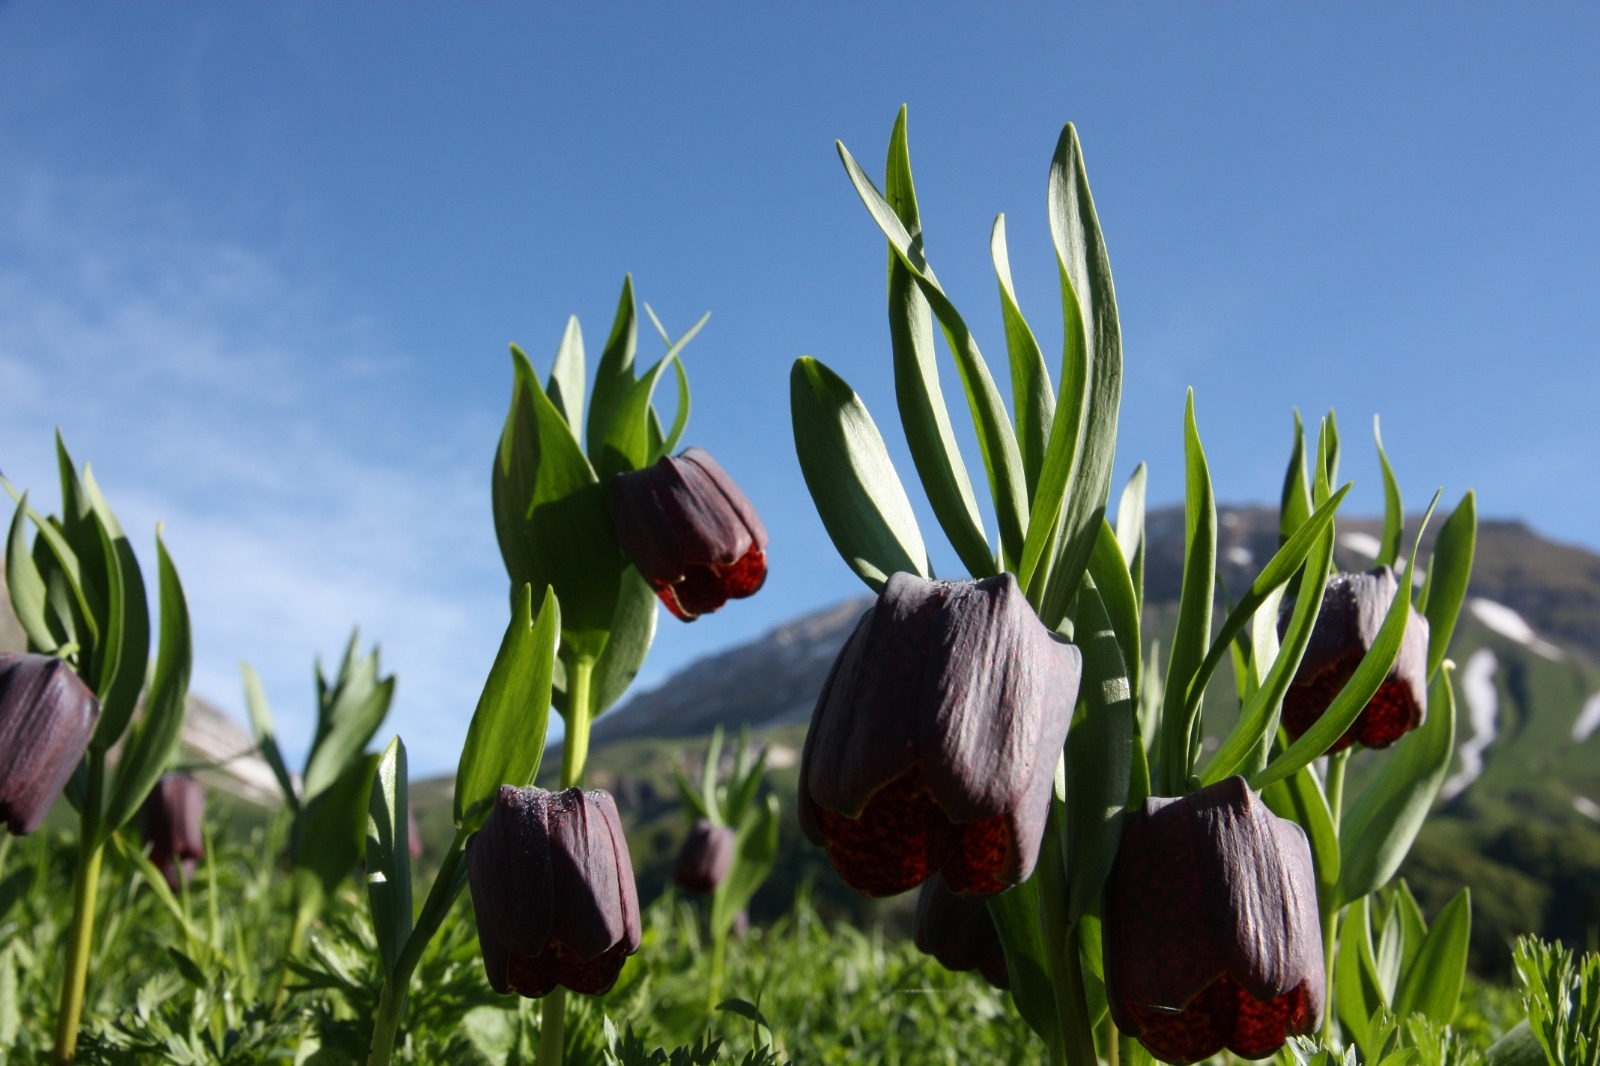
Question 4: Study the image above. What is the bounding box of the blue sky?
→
[2,4,1596,776]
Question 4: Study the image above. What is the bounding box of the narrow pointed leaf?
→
[790,356,930,590]
[1158,391,1216,794]
[1374,416,1404,568]
[1421,491,1476,680]
[547,316,586,431]
[81,469,150,753]
[5,494,57,653]
[454,585,560,831]
[1086,518,1140,704]
[1279,411,1313,546]
[839,138,1028,568]
[366,736,414,981]
[1392,888,1470,1024]
[991,214,1054,497]
[242,663,299,810]
[1339,662,1458,902]
[586,275,639,460]
[710,793,779,940]
[101,532,191,838]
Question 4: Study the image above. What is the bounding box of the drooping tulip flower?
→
[467,785,641,998]
[674,818,734,895]
[0,653,100,835]
[914,874,1009,990]
[798,572,1080,899]
[140,773,205,891]
[1104,776,1324,1065]
[1279,566,1429,752]
[610,447,768,621]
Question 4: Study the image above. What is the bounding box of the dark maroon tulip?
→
[468,785,641,998]
[140,773,205,891]
[914,875,1009,990]
[798,572,1080,899]
[610,447,768,621]
[674,818,734,895]
[1104,777,1324,1065]
[1279,566,1429,752]
[0,653,100,835]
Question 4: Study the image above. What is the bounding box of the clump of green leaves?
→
[1511,937,1600,1066]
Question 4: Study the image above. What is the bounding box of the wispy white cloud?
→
[0,168,511,775]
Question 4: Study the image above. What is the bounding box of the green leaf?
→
[1204,517,1335,784]
[1280,410,1313,547]
[701,724,725,826]
[710,793,778,940]
[1115,464,1147,615]
[987,877,1057,1044]
[1339,662,1458,903]
[81,468,150,754]
[838,136,1028,570]
[493,344,622,657]
[5,494,57,653]
[1420,491,1475,681]
[790,356,930,591]
[241,663,298,810]
[673,765,710,822]
[1064,575,1133,923]
[1250,491,1440,791]
[366,736,414,982]
[1158,391,1216,794]
[454,585,560,833]
[991,213,1054,500]
[100,532,191,839]
[294,752,379,903]
[1336,898,1387,1057]
[1031,121,1123,624]
[1086,519,1141,709]
[588,565,658,718]
[303,633,394,804]
[723,745,768,830]
[659,343,692,459]
[585,275,640,461]
[1393,888,1470,1024]
[547,315,586,431]
[1374,417,1404,569]
[597,313,707,481]
[110,832,208,952]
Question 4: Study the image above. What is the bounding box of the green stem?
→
[1321,749,1349,1043]
[365,833,470,1066]
[540,989,567,1063]
[538,654,596,1066]
[1038,822,1096,1066]
[53,758,105,1066]
[273,897,316,1010]
[559,657,595,791]
[707,923,728,1013]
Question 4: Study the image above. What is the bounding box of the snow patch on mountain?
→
[1468,598,1565,660]
[1442,648,1500,801]
[1573,691,1600,744]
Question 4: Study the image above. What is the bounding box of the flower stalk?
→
[52,756,104,1065]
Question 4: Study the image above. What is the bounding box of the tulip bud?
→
[674,818,734,895]
[0,653,100,835]
[610,448,768,621]
[140,773,205,891]
[1104,777,1324,1065]
[467,785,641,998]
[798,572,1080,899]
[914,875,1009,990]
[1280,566,1429,752]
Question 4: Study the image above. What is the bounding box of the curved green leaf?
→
[598,313,707,480]
[585,276,639,461]
[790,356,930,591]
[547,315,586,432]
[5,494,56,654]
[1158,391,1216,794]
[1338,662,1458,903]
[710,793,778,940]
[1374,416,1404,568]
[881,110,993,579]
[1279,410,1313,546]
[454,584,560,833]
[838,137,1027,570]
[987,877,1056,1043]
[366,736,414,981]
[1086,519,1140,705]
[81,468,150,754]
[1115,464,1147,616]
[1421,491,1476,680]
[100,532,191,839]
[1393,888,1470,1024]
[304,634,394,805]
[241,663,298,809]
[493,344,620,657]
[991,213,1054,499]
